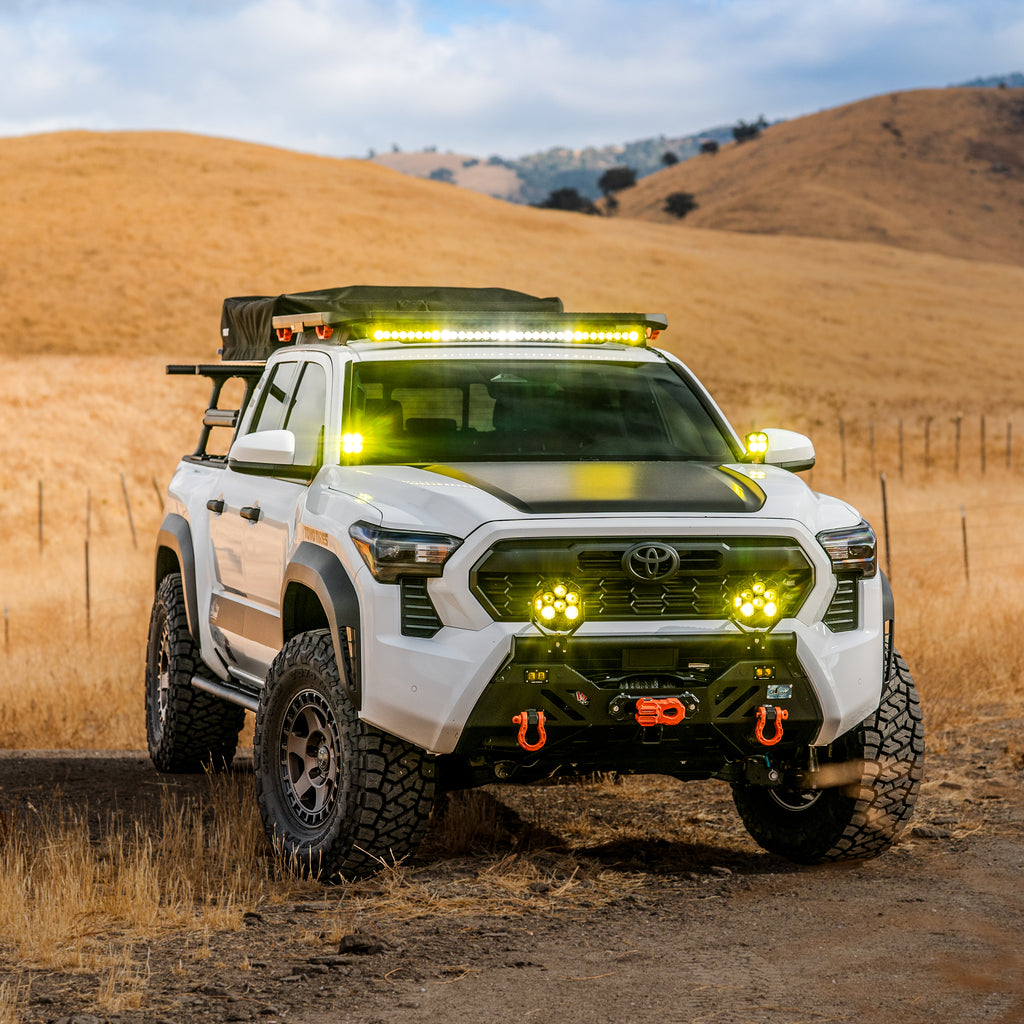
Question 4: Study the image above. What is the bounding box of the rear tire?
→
[145,573,246,773]
[732,649,924,863]
[253,629,435,879]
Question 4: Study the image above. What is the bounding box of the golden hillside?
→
[614,88,1024,266]
[1,127,1022,427]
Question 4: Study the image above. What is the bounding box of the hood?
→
[324,461,770,535]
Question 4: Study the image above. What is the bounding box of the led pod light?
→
[531,580,585,635]
[730,577,783,632]
[745,432,769,463]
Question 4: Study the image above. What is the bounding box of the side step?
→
[191,673,259,712]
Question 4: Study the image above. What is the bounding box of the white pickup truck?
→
[147,285,924,877]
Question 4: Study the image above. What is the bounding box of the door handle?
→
[240,505,262,523]
[206,498,225,514]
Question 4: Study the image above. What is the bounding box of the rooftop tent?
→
[220,285,564,361]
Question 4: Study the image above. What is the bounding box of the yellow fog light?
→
[730,577,782,632]
[531,580,585,634]
[342,432,364,455]
[745,431,769,463]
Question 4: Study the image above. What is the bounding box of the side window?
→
[249,361,300,434]
[284,363,327,466]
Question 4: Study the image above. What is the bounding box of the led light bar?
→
[270,310,667,347]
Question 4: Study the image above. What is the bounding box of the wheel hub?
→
[279,689,342,829]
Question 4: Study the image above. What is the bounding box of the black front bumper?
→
[440,631,823,788]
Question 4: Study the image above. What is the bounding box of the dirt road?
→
[2,722,1022,1024]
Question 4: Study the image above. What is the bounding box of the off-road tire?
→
[145,573,246,773]
[732,649,924,863]
[253,629,436,879]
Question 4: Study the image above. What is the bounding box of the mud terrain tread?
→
[146,573,245,773]
[253,629,435,879]
[732,649,924,863]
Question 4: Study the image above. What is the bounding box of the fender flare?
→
[282,542,362,707]
[155,513,200,644]
[880,571,895,623]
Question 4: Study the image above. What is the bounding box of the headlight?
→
[817,520,877,578]
[349,522,462,583]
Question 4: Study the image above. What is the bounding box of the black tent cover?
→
[220,285,564,361]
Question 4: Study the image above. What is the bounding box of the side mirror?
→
[229,429,296,467]
[746,428,815,472]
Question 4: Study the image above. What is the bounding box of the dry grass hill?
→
[614,87,1024,267]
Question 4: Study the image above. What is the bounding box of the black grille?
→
[471,538,813,622]
[823,577,859,632]
[400,577,443,637]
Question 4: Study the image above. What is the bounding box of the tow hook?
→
[754,704,788,746]
[512,709,547,752]
[634,696,687,727]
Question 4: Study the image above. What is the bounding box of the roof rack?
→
[269,310,669,348]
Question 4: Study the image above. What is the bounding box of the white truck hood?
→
[321,461,859,538]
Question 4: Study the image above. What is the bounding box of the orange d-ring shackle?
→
[754,704,788,746]
[512,709,547,752]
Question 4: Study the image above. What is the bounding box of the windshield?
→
[347,358,736,464]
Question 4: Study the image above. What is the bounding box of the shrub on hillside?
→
[428,167,456,184]
[662,151,679,166]
[664,192,698,219]
[597,166,637,195]
[732,116,767,143]
[700,139,719,155]
[533,188,600,214]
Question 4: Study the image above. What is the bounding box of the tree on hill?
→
[428,167,455,184]
[661,151,679,166]
[732,116,767,143]
[533,187,600,214]
[664,191,698,219]
[597,166,637,195]
[700,139,719,155]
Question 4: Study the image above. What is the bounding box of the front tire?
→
[253,629,435,879]
[732,649,924,863]
[145,573,246,773]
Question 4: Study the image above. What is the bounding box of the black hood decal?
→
[423,462,765,514]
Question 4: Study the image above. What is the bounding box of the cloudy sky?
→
[0,0,1020,158]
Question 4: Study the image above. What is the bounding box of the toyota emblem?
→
[622,542,681,582]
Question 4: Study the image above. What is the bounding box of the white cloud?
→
[0,0,1019,156]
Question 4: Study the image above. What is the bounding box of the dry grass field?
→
[1,100,1024,1021]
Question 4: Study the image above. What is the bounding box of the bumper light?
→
[817,520,877,578]
[349,522,462,583]
[531,580,585,635]
[731,577,783,632]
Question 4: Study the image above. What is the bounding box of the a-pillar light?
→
[731,578,782,631]
[531,580,585,634]
[745,431,769,463]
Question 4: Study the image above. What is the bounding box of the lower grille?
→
[823,577,858,632]
[400,577,443,637]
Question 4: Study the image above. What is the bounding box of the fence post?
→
[85,538,91,635]
[961,504,969,584]
[152,476,165,511]
[880,472,892,581]
[120,472,138,549]
[981,414,986,474]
